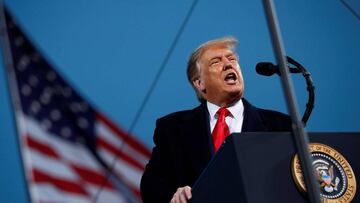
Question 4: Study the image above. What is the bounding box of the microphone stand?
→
[285,56,315,126]
[262,1,321,203]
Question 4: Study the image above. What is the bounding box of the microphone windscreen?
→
[256,62,276,76]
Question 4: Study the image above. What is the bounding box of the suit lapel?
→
[180,103,212,176]
[241,99,267,132]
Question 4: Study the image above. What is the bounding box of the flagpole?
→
[0,3,33,203]
[262,0,321,202]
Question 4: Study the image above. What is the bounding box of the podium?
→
[190,132,360,203]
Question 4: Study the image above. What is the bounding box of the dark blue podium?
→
[190,132,360,203]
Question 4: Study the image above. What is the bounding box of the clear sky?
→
[1,1,360,202]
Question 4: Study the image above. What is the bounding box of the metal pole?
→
[262,1,321,202]
[0,3,32,203]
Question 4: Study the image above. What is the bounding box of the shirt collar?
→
[207,99,244,120]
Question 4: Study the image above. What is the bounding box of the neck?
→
[209,96,241,108]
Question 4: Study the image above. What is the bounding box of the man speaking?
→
[140,36,291,203]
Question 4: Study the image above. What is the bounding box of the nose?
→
[223,58,233,71]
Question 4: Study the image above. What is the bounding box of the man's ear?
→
[192,78,205,92]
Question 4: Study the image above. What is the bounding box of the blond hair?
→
[186,36,238,102]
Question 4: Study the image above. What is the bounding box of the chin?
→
[226,86,243,95]
[224,90,242,101]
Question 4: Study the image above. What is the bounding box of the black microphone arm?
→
[256,56,315,126]
[286,56,315,126]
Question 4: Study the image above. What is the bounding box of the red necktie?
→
[212,107,230,152]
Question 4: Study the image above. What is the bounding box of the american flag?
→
[3,8,150,203]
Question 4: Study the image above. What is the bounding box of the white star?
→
[40,91,51,105]
[77,117,89,129]
[50,109,61,121]
[30,101,41,114]
[29,75,39,87]
[41,119,52,130]
[70,102,81,112]
[21,84,31,96]
[61,127,71,138]
[17,55,30,71]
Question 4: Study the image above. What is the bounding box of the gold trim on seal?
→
[291,143,357,203]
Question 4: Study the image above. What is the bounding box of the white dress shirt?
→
[207,99,244,134]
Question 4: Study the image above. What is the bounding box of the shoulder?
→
[255,104,289,118]
[258,108,290,122]
[156,103,205,124]
[242,98,291,131]
[243,98,288,118]
[259,108,292,131]
[151,103,206,145]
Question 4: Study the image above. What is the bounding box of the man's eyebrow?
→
[226,53,236,57]
[209,56,221,61]
[208,53,236,61]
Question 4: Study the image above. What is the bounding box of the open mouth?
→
[224,72,237,83]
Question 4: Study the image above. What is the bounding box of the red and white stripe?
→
[95,112,151,200]
[17,112,150,203]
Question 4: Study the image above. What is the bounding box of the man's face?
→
[195,44,244,106]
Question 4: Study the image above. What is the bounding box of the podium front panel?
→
[191,132,360,203]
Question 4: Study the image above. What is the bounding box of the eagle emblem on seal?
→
[314,159,340,193]
[291,143,357,202]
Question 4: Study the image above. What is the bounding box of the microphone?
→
[255,56,315,127]
[256,62,301,76]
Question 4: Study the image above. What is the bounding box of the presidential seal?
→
[291,143,357,202]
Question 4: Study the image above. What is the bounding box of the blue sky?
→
[1,1,360,202]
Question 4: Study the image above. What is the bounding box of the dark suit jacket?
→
[140,99,291,203]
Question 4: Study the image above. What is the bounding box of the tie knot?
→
[217,107,230,118]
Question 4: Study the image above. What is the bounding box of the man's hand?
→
[170,186,192,203]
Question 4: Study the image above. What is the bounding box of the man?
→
[140,37,291,203]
